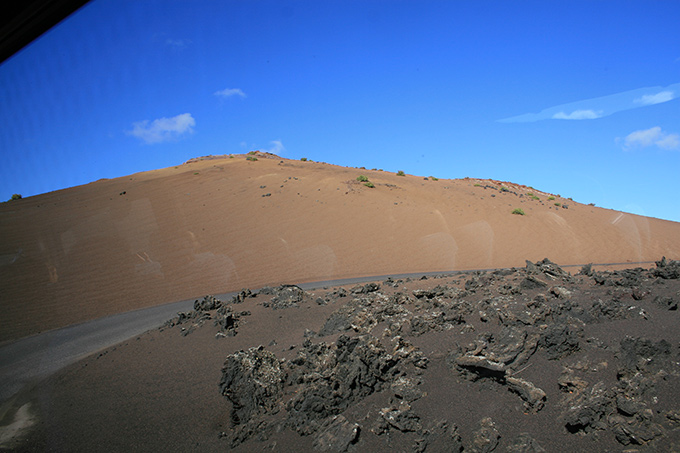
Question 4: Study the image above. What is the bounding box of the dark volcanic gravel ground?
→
[10,258,680,452]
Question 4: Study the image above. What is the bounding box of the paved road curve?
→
[0,262,653,405]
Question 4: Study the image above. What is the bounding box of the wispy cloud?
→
[214,88,246,98]
[263,140,285,155]
[166,38,191,49]
[239,140,286,155]
[500,82,679,123]
[552,109,602,120]
[634,91,675,105]
[656,133,680,150]
[621,126,680,151]
[127,113,195,144]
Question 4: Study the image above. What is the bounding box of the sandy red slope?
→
[1,152,679,342]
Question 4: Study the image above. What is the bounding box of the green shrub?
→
[356,175,369,182]
[529,195,539,201]
[397,170,405,176]
[246,156,258,161]
[500,187,509,192]
[430,176,439,181]
[554,202,561,207]
[588,202,595,206]
[511,208,525,215]
[300,157,307,161]
[548,196,555,201]
[248,151,257,155]
[474,183,482,187]
[364,182,375,188]
[10,194,22,201]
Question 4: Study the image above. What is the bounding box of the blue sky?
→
[1,0,679,221]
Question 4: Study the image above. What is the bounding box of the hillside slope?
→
[1,152,679,342]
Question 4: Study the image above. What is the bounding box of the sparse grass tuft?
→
[430,176,439,181]
[356,175,369,182]
[474,183,482,187]
[512,208,525,215]
[529,195,540,200]
[364,182,375,188]
[397,170,405,176]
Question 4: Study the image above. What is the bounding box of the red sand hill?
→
[1,152,679,342]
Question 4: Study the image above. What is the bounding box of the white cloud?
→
[127,113,195,144]
[552,109,602,120]
[166,38,191,49]
[655,133,680,150]
[263,140,285,155]
[625,127,660,147]
[622,126,680,151]
[214,88,246,98]
[634,91,675,105]
[500,82,680,123]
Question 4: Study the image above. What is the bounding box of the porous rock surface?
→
[164,257,680,451]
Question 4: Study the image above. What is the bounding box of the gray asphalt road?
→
[0,262,653,406]
[0,297,200,404]
[0,271,455,405]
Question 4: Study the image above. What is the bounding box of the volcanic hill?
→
[1,151,679,342]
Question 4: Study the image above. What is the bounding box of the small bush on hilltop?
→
[397,170,405,176]
[10,194,22,201]
[357,175,369,182]
[512,208,525,215]
[429,176,439,181]
[300,157,307,161]
[246,156,258,161]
